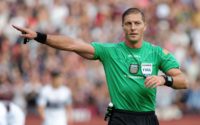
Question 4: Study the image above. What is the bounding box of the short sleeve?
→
[37,88,47,106]
[90,42,109,61]
[158,48,180,73]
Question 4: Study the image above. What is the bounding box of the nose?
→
[130,23,136,31]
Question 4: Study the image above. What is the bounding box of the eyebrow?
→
[124,20,143,23]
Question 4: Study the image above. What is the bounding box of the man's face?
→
[122,13,146,44]
[52,75,63,88]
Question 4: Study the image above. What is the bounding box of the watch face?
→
[164,75,173,86]
[167,76,172,82]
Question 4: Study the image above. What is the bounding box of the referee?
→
[13,7,188,125]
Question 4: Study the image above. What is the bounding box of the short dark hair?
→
[122,8,145,23]
[51,70,61,78]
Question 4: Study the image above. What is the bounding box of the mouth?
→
[129,33,138,37]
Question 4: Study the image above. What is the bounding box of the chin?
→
[129,39,139,44]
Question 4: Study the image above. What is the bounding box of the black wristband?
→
[34,32,47,44]
[162,75,173,87]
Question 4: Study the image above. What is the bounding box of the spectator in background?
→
[24,70,42,114]
[0,74,25,125]
[0,101,25,125]
[37,70,73,125]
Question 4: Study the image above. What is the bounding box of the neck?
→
[125,39,143,48]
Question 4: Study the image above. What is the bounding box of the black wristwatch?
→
[162,75,173,87]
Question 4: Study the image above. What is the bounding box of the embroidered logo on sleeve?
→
[163,49,169,55]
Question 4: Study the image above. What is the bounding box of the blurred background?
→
[0,0,200,125]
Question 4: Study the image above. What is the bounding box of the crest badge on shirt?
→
[141,63,152,76]
[129,64,139,74]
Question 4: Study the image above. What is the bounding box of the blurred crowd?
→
[0,0,200,122]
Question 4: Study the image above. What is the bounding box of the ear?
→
[122,24,125,31]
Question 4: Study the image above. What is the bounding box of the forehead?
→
[123,13,143,23]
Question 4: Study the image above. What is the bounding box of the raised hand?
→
[12,25,37,44]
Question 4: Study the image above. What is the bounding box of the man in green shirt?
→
[13,7,188,125]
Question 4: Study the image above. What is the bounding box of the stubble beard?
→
[126,35,139,44]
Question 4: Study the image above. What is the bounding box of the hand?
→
[12,25,37,40]
[144,75,165,88]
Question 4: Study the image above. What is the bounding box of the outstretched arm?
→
[12,25,95,59]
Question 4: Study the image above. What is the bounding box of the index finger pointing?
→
[12,25,27,33]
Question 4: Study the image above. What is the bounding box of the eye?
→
[135,21,141,25]
[124,22,132,27]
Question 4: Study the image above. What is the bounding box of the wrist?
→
[34,32,47,44]
[161,75,173,87]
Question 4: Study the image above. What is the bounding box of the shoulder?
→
[143,41,164,52]
[144,41,160,49]
[40,85,52,93]
[91,41,123,49]
[57,85,71,94]
[143,41,174,59]
[91,41,124,59]
[59,86,72,98]
[62,86,71,94]
[42,84,51,89]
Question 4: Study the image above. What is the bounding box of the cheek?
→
[123,26,130,32]
[139,27,145,33]
[57,78,62,84]
[54,77,62,84]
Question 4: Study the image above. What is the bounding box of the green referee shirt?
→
[91,41,179,112]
